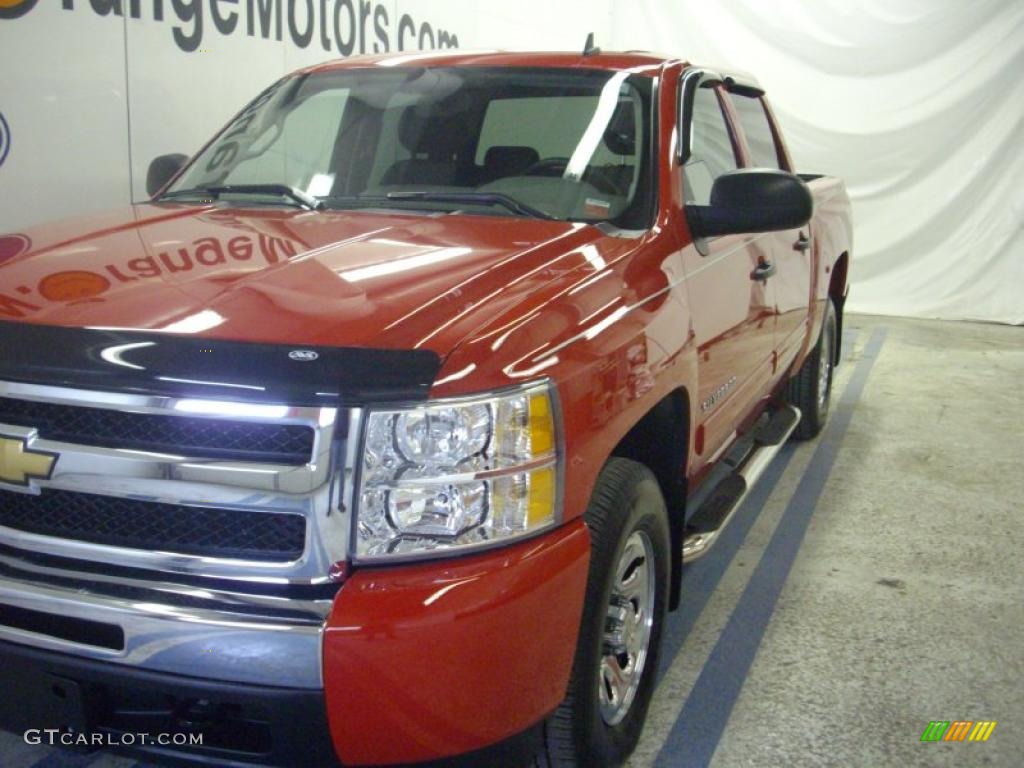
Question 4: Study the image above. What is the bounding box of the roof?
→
[302,49,683,77]
[298,51,765,94]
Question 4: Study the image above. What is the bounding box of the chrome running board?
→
[682,404,801,563]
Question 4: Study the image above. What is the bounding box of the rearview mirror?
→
[686,169,812,238]
[146,153,189,197]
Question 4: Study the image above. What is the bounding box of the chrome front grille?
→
[0,380,353,584]
[0,488,307,562]
[0,379,359,688]
[0,396,316,464]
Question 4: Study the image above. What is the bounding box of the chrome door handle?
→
[751,261,776,281]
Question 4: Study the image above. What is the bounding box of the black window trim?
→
[678,66,766,165]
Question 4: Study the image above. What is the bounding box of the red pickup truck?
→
[0,50,850,767]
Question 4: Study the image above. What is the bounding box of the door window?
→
[684,85,739,205]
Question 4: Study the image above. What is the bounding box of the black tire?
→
[787,299,837,440]
[538,458,670,767]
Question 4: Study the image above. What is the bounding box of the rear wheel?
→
[787,299,837,440]
[539,458,670,767]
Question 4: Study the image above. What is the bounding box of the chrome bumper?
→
[0,565,329,688]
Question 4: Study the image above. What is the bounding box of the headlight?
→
[354,381,560,561]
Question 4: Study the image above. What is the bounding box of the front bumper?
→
[323,519,590,766]
[0,639,338,767]
[1,521,590,766]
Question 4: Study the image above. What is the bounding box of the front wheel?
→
[539,458,670,767]
[787,299,837,440]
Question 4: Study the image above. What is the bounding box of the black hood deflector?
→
[0,321,441,406]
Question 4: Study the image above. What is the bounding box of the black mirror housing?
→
[147,154,189,198]
[686,169,813,238]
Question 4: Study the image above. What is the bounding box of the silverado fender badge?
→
[289,350,320,362]
[700,376,738,413]
[0,435,58,487]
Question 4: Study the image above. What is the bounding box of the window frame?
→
[678,69,743,166]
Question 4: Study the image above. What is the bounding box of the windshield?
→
[167,67,655,227]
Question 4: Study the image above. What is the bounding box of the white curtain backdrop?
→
[610,0,1024,324]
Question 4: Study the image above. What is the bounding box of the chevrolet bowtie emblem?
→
[0,435,57,487]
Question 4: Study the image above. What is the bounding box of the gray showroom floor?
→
[2,314,1022,768]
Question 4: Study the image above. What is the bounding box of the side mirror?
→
[686,169,812,238]
[146,153,189,197]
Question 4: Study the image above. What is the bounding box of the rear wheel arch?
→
[829,251,849,366]
[787,298,837,440]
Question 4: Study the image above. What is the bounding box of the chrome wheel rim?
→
[599,529,655,726]
[817,323,832,411]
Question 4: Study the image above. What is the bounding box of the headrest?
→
[603,101,637,156]
[483,146,540,175]
[398,106,461,157]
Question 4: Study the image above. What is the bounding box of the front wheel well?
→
[609,388,689,610]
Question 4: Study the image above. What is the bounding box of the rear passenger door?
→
[679,77,777,463]
[727,91,811,374]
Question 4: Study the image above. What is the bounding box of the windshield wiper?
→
[159,184,323,211]
[383,191,555,220]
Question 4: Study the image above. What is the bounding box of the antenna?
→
[583,32,601,57]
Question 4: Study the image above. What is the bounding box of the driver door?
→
[678,78,777,464]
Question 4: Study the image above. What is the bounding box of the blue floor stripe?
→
[655,328,887,768]
[656,328,861,681]
[658,445,796,681]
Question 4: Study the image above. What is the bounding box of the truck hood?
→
[0,204,601,356]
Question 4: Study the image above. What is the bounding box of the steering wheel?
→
[523,157,570,177]
[523,156,621,196]
[583,167,624,196]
